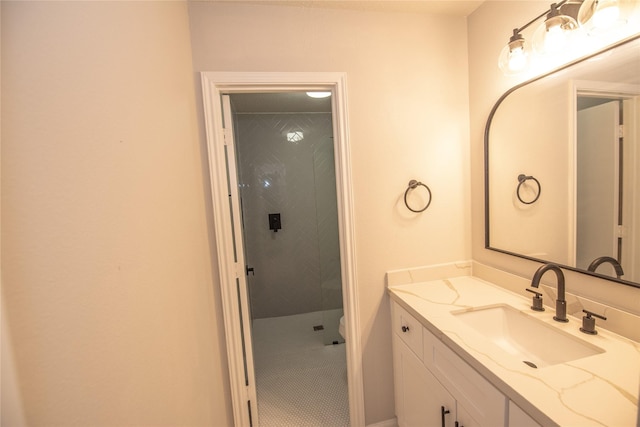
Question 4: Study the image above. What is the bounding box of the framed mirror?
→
[485,34,640,288]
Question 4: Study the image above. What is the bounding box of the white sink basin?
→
[452,304,604,368]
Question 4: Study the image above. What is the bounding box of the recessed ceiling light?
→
[306,91,331,99]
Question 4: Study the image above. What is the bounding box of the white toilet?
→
[339,315,346,340]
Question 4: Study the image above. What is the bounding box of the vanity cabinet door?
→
[423,327,507,426]
[391,300,506,427]
[393,333,457,427]
[456,404,482,427]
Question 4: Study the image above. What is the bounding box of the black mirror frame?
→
[484,33,640,290]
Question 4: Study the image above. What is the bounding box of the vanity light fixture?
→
[499,1,582,74]
[498,0,637,75]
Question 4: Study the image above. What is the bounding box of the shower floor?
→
[252,311,350,427]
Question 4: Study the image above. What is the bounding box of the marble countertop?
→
[388,275,640,427]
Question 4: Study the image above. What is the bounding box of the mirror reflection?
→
[486,35,640,287]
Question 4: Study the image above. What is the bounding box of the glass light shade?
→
[532,12,579,54]
[578,0,632,34]
[498,39,529,75]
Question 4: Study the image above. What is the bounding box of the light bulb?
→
[532,9,579,55]
[510,49,528,70]
[533,18,578,54]
[578,0,630,34]
[498,29,529,75]
[546,23,569,52]
[592,3,621,28]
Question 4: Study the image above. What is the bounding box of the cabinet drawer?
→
[391,301,423,360]
[423,327,506,426]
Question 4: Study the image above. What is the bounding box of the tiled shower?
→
[231,95,344,344]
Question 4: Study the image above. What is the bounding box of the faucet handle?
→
[580,309,607,335]
[525,288,545,312]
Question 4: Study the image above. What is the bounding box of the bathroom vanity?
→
[388,265,640,427]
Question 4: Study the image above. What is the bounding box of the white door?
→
[576,100,620,271]
[221,94,260,426]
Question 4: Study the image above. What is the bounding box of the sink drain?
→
[523,360,538,369]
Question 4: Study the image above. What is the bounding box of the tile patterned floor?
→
[252,311,350,427]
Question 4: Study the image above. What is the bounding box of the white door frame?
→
[201,71,365,427]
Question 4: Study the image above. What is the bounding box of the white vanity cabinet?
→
[389,274,640,426]
[392,333,458,426]
[391,301,507,427]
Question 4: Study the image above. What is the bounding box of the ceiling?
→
[212,1,484,16]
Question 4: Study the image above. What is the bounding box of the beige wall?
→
[11,1,636,425]
[188,3,471,424]
[1,2,232,425]
[2,1,472,425]
[468,2,640,315]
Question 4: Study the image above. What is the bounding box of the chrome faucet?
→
[531,263,568,322]
[587,256,624,279]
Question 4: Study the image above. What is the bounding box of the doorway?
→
[200,72,364,427]
[230,92,347,425]
[575,92,639,282]
[230,92,343,344]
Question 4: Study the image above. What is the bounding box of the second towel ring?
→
[404,180,432,213]
[517,174,541,205]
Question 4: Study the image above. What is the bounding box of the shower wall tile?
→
[314,143,342,310]
[234,112,341,319]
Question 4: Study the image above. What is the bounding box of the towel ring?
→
[404,180,432,213]
[517,174,541,205]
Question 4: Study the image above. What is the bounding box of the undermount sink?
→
[451,304,604,368]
